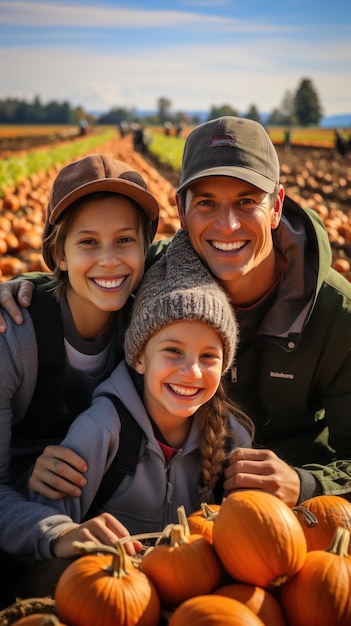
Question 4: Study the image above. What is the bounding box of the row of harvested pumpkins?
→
[3,490,351,626]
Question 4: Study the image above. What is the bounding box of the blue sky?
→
[0,0,350,117]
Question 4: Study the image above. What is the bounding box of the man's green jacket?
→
[147,197,351,503]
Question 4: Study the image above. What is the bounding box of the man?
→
[2,117,351,507]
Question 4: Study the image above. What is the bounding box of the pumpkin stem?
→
[177,505,191,537]
[169,524,189,547]
[326,527,350,557]
[116,524,183,549]
[292,505,319,527]
[73,540,118,556]
[72,540,129,578]
[200,502,219,521]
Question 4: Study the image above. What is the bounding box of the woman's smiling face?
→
[58,196,146,315]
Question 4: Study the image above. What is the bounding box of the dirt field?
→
[0,127,81,156]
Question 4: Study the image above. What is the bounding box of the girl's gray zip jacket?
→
[29,360,251,559]
[147,196,351,503]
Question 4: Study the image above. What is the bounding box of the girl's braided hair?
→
[197,381,254,489]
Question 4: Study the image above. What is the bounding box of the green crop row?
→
[0,129,115,197]
[148,134,184,173]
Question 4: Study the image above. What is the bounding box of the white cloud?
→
[0,1,299,32]
[0,1,349,115]
[1,40,349,115]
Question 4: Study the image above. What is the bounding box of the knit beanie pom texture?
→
[124,229,238,373]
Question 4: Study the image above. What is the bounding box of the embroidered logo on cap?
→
[209,134,237,148]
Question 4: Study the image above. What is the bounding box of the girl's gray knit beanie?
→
[124,229,238,373]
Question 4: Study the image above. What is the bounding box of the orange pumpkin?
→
[332,257,350,274]
[0,238,7,255]
[0,255,25,276]
[55,541,160,626]
[213,490,307,588]
[168,594,265,626]
[187,503,220,543]
[214,583,287,626]
[140,523,223,607]
[280,527,351,626]
[295,494,351,551]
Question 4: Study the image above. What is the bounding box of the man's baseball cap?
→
[42,154,159,270]
[177,116,280,195]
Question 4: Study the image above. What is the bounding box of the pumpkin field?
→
[0,125,351,282]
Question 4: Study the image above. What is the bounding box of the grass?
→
[148,133,184,173]
[0,128,115,195]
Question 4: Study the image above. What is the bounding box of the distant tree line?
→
[0,96,91,125]
[207,79,323,127]
[0,78,323,128]
[98,79,324,129]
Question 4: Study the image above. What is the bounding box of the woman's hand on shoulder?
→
[29,445,88,499]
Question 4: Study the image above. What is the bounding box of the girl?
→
[30,229,254,559]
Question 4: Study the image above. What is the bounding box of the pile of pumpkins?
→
[3,490,351,626]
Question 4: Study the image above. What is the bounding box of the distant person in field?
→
[132,124,150,154]
[346,134,351,156]
[2,117,351,510]
[78,119,88,136]
[284,128,291,151]
[118,120,129,138]
[164,121,172,136]
[334,129,347,156]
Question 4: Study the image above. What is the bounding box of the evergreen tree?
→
[207,104,239,121]
[267,91,296,126]
[294,78,323,126]
[267,107,285,126]
[280,90,297,126]
[0,96,86,124]
[157,97,172,124]
[98,107,135,124]
[244,104,261,123]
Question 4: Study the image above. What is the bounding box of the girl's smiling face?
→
[57,196,145,337]
[135,319,224,447]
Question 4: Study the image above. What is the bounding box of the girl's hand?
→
[51,513,142,558]
[0,279,35,331]
[29,445,88,499]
